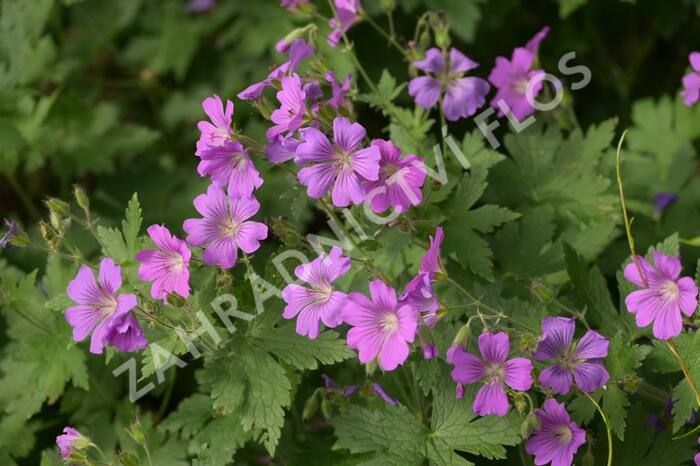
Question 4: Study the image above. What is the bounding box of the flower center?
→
[554,424,573,445]
[661,280,680,302]
[513,77,530,95]
[378,311,399,334]
[484,364,503,384]
[313,281,334,304]
[381,164,399,179]
[96,294,118,318]
[221,220,240,238]
[170,253,185,272]
[336,150,354,170]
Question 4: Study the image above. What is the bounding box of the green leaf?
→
[122,192,142,257]
[563,243,621,335]
[251,324,353,370]
[96,225,128,264]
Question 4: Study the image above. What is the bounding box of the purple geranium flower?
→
[532,317,609,394]
[408,48,490,121]
[525,26,550,56]
[341,280,418,371]
[682,52,700,106]
[183,186,268,269]
[282,246,351,339]
[266,135,301,164]
[325,71,352,110]
[363,139,426,214]
[238,39,313,101]
[624,251,698,340]
[695,437,700,466]
[525,398,586,466]
[400,272,440,326]
[56,427,85,459]
[399,227,445,326]
[296,116,380,207]
[281,0,308,11]
[421,226,445,277]
[196,95,233,155]
[136,225,191,303]
[328,0,362,48]
[488,47,545,121]
[267,74,307,141]
[0,218,18,249]
[450,332,533,417]
[65,258,147,354]
[198,140,263,198]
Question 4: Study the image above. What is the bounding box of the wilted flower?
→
[238,39,313,101]
[136,225,191,303]
[408,48,490,121]
[450,332,533,416]
[65,258,147,354]
[525,398,586,466]
[0,218,19,249]
[282,246,351,339]
[341,280,417,371]
[654,192,678,217]
[532,317,609,394]
[624,251,698,340]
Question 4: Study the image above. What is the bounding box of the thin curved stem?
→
[581,391,612,466]
[666,339,700,407]
[615,131,700,408]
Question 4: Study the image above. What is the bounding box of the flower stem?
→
[614,129,647,288]
[581,390,613,466]
[615,131,700,408]
[666,339,700,407]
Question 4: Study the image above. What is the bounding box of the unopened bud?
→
[303,391,319,420]
[521,412,540,438]
[620,374,641,394]
[166,292,186,307]
[455,383,464,400]
[379,0,395,11]
[118,451,140,466]
[73,185,90,211]
[46,198,71,217]
[418,30,431,50]
[582,449,595,466]
[512,393,527,414]
[127,421,146,444]
[320,397,332,418]
[530,282,555,303]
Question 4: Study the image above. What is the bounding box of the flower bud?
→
[166,292,186,308]
[418,30,431,50]
[320,397,333,418]
[521,411,540,438]
[73,185,90,212]
[379,0,395,11]
[118,451,140,466]
[303,391,319,420]
[620,374,641,394]
[127,420,146,444]
[512,392,527,414]
[46,198,71,217]
[582,449,595,466]
[455,383,464,400]
[530,281,555,303]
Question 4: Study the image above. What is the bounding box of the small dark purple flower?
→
[185,0,215,12]
[0,219,18,249]
[321,375,397,405]
[371,383,398,405]
[654,192,678,216]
